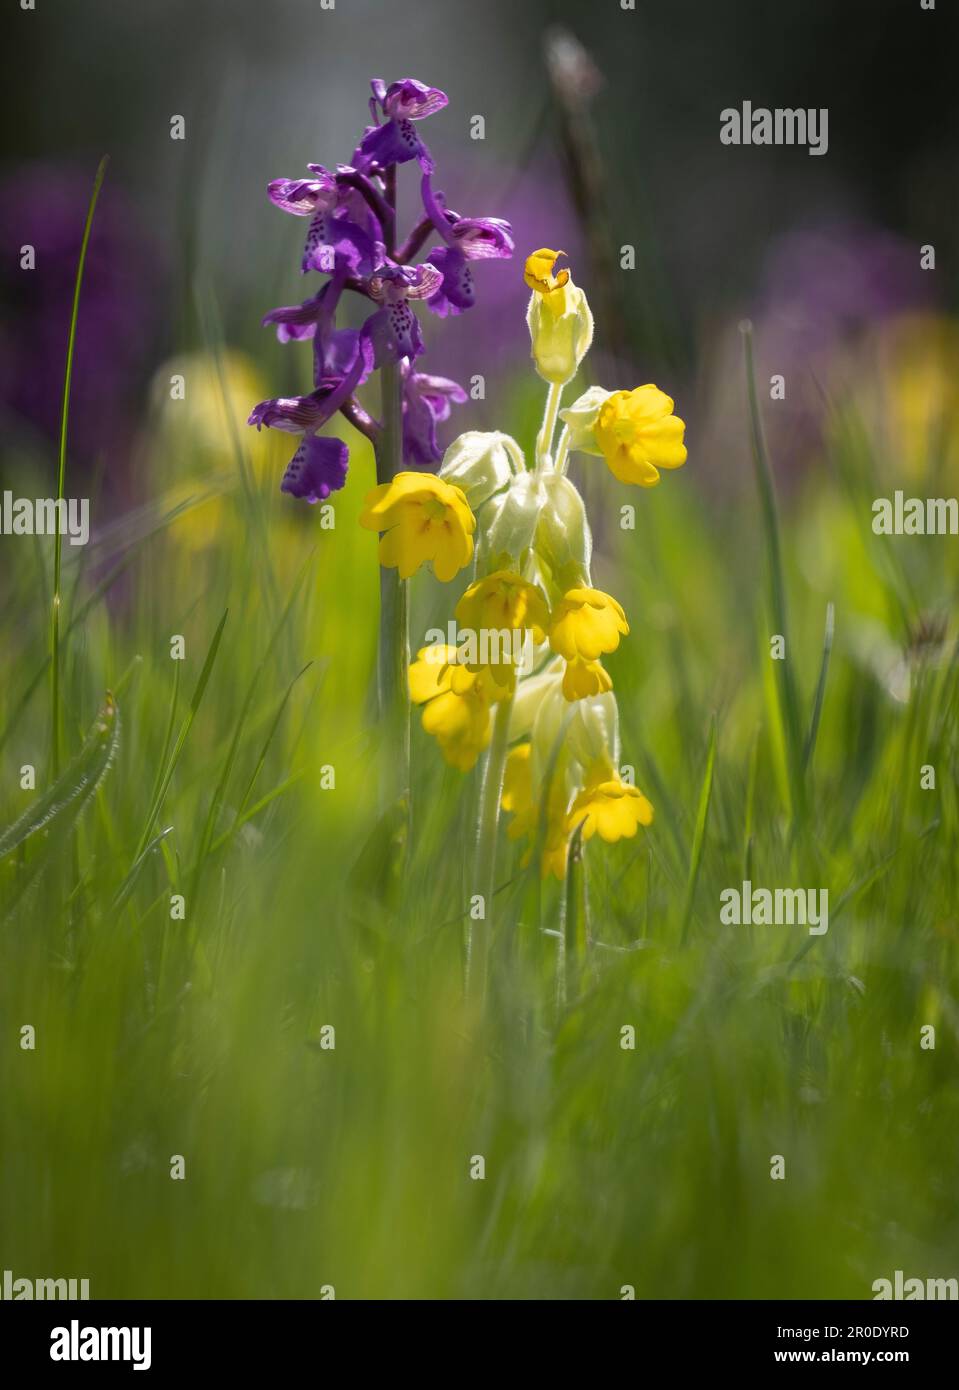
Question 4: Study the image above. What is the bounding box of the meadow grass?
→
[1,314,958,1299]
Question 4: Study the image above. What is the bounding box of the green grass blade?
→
[681,715,717,943]
[0,692,118,860]
[132,608,229,862]
[51,155,109,777]
[803,602,835,772]
[740,320,806,822]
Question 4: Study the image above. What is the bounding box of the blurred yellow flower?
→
[408,645,493,771]
[594,385,687,487]
[150,350,289,556]
[561,656,613,702]
[549,587,628,662]
[569,769,654,843]
[501,743,537,841]
[500,740,573,880]
[360,472,475,581]
[876,315,959,481]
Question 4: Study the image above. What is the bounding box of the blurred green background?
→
[1,0,958,1299]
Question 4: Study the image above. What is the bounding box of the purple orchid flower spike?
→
[401,364,468,466]
[251,75,511,505]
[353,78,448,174]
[419,173,514,317]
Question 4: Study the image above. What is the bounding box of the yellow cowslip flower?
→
[421,687,491,772]
[454,570,550,692]
[501,743,537,842]
[525,248,594,385]
[549,587,629,662]
[408,646,495,771]
[594,385,687,487]
[359,472,475,582]
[456,570,549,640]
[501,741,572,880]
[541,781,574,879]
[568,768,654,843]
[524,248,571,297]
[562,656,613,702]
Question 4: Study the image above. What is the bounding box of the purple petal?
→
[301,211,375,275]
[262,292,324,342]
[248,393,328,433]
[403,262,444,301]
[281,435,349,503]
[415,372,468,421]
[268,172,337,216]
[451,217,515,261]
[425,246,475,315]
[354,118,427,173]
[363,302,424,367]
[313,325,373,388]
[402,367,467,466]
[382,79,448,121]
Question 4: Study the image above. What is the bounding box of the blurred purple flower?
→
[0,165,161,474]
[701,220,934,489]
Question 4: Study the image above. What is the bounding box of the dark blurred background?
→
[3,0,957,504]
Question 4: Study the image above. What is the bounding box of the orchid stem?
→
[467,692,513,1008]
[374,167,411,829]
[374,366,410,825]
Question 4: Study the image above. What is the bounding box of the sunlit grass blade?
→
[132,608,229,863]
[190,567,314,903]
[803,602,835,772]
[680,715,717,943]
[50,154,109,777]
[0,692,118,860]
[740,320,806,823]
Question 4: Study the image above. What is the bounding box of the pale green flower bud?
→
[438,430,523,508]
[526,276,594,385]
[508,659,564,741]
[530,678,572,789]
[558,386,612,456]
[534,474,592,592]
[479,471,544,571]
[568,692,621,772]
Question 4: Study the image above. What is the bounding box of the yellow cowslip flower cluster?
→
[363,248,685,879]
